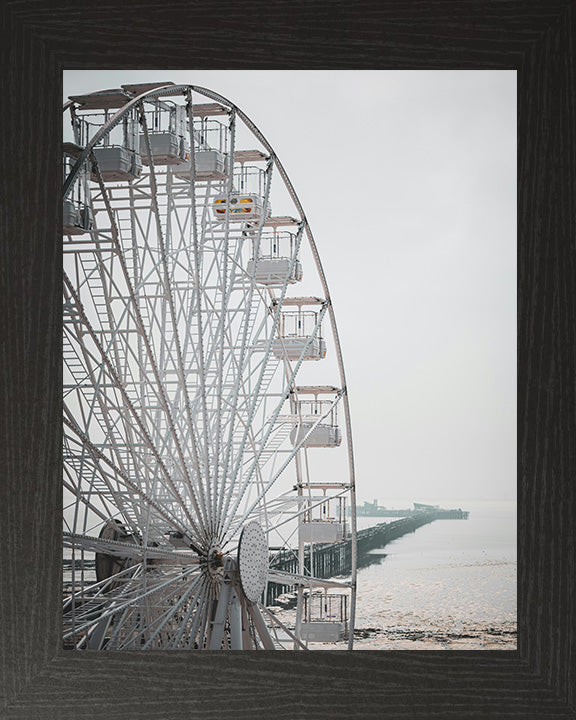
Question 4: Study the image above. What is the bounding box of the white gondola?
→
[176,114,230,181]
[271,336,326,361]
[63,144,93,234]
[291,387,342,446]
[175,149,228,181]
[290,423,341,447]
[246,257,303,285]
[272,298,326,361]
[141,132,188,165]
[67,94,142,183]
[297,477,348,545]
[92,145,142,182]
[299,520,345,543]
[247,230,303,286]
[63,198,93,235]
[141,104,188,165]
[301,592,349,643]
[300,622,346,642]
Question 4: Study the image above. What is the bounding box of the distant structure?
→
[413,502,439,511]
[353,501,469,520]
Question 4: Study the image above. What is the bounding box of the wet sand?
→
[350,622,517,650]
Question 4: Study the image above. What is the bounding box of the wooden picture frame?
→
[1,1,574,717]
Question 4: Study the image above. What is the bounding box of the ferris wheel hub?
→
[206,543,224,578]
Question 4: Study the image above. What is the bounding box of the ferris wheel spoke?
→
[64,470,120,533]
[64,565,200,642]
[64,273,207,544]
[64,416,203,547]
[64,425,148,536]
[64,562,142,616]
[64,391,195,542]
[224,436,306,538]
[166,575,210,648]
[138,573,205,649]
[112,571,204,650]
[206,165,276,525]
[209,109,237,529]
[64,363,146,486]
[137,115,212,535]
[64,564,146,642]
[63,532,201,565]
[90,165,211,536]
[195,584,219,650]
[183,136,216,533]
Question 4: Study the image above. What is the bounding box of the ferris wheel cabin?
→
[290,386,343,448]
[246,230,303,286]
[174,105,232,181]
[212,164,270,222]
[301,592,349,643]
[140,103,189,165]
[298,491,348,544]
[272,297,327,360]
[92,145,142,182]
[62,143,93,235]
[291,424,341,448]
[174,149,228,181]
[67,89,144,183]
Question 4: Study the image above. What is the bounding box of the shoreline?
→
[269,591,516,651]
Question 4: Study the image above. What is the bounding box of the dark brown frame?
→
[1,1,575,717]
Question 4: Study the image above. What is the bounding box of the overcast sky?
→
[63,70,516,506]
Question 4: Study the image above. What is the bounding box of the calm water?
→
[352,500,517,649]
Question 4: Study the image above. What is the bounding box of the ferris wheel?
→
[62,81,357,650]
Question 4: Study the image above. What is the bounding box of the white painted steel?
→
[301,621,346,642]
[175,149,227,180]
[63,82,357,650]
[245,258,303,286]
[290,424,342,448]
[271,337,327,361]
[299,521,345,543]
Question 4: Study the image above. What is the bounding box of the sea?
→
[352,499,517,649]
[63,499,517,650]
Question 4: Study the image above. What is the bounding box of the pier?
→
[267,506,469,605]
